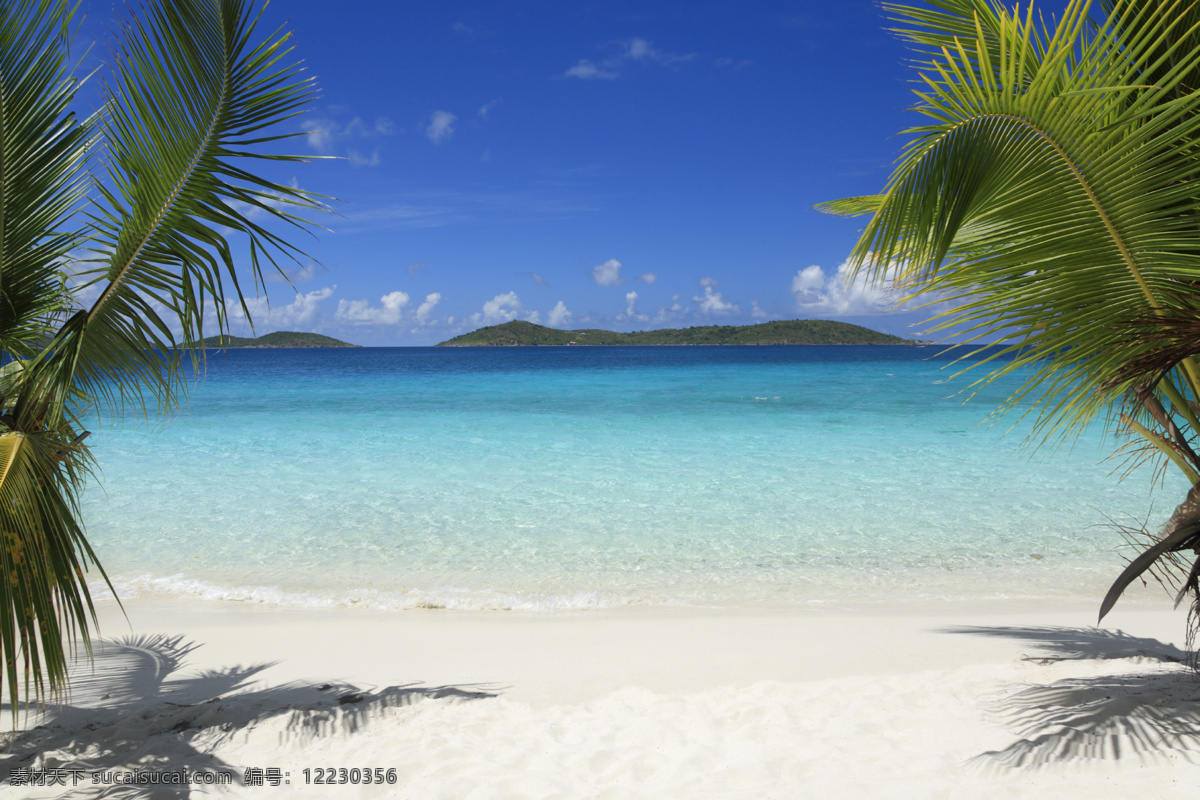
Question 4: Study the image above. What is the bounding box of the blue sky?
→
[85,1,972,345]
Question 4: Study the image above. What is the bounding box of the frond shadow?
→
[943,625,1200,769]
[0,634,500,798]
[941,625,1189,664]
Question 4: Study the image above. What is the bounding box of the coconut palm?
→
[0,0,323,718]
[821,0,1200,638]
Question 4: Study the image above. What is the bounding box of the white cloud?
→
[751,301,770,319]
[547,300,573,327]
[636,272,657,284]
[693,278,739,315]
[280,287,334,325]
[304,119,337,152]
[231,286,335,328]
[526,310,541,324]
[623,291,648,321]
[565,59,618,79]
[564,38,694,80]
[792,265,826,295]
[416,292,442,323]
[591,258,624,286]
[625,37,693,67]
[427,111,457,144]
[791,261,898,315]
[477,291,521,324]
[302,114,395,162]
[344,116,394,137]
[381,291,410,314]
[479,98,502,120]
[335,290,410,325]
[529,272,549,287]
[347,149,380,167]
[264,261,320,284]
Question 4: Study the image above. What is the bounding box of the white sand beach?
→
[3,598,1200,798]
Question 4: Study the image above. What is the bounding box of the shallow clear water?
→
[79,345,1184,610]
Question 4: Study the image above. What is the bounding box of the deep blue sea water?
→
[78,345,1186,610]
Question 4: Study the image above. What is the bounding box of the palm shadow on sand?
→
[0,634,499,798]
[943,625,1200,769]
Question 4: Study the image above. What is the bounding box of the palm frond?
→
[814,195,885,217]
[826,1,1200,628]
[0,0,92,360]
[55,0,326,426]
[0,0,327,719]
[0,426,103,723]
[845,0,1200,447]
[0,0,106,722]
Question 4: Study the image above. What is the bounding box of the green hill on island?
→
[437,319,921,347]
[200,331,359,348]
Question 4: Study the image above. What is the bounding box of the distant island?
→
[437,320,924,347]
[200,331,359,348]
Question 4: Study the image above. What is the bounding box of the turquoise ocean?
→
[79,345,1186,611]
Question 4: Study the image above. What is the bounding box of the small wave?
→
[97,574,686,612]
[89,570,1136,613]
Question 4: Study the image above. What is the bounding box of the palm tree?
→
[821,0,1200,640]
[1,0,323,718]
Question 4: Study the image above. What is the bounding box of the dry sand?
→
[3,598,1200,798]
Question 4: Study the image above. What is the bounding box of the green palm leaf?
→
[0,0,91,360]
[834,0,1200,441]
[0,0,99,720]
[824,0,1200,625]
[0,0,326,719]
[57,0,326,426]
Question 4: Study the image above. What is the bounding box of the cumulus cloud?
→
[792,265,825,295]
[526,310,541,324]
[636,272,657,285]
[231,286,335,328]
[623,291,649,321]
[751,301,770,319]
[335,290,410,325]
[591,258,624,286]
[693,278,739,315]
[416,292,442,324]
[426,111,457,144]
[547,300,572,327]
[473,291,521,324]
[791,261,898,315]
